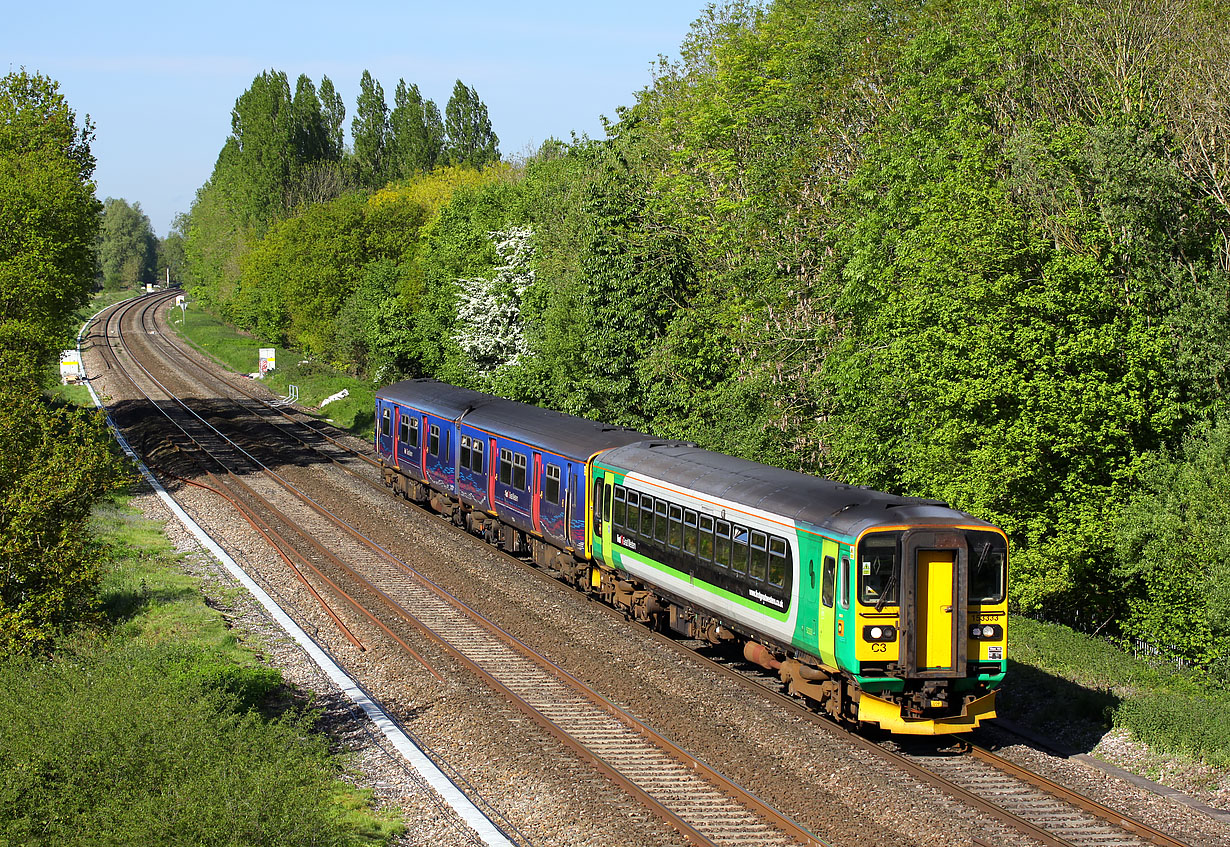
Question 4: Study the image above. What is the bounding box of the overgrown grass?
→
[1006,615,1230,769]
[172,302,377,439]
[0,491,405,845]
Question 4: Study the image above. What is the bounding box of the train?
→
[375,379,1007,734]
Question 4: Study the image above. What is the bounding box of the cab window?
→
[967,531,1007,604]
[858,533,900,606]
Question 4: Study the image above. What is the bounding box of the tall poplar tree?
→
[389,79,444,178]
[318,75,346,161]
[352,70,388,188]
[444,80,499,168]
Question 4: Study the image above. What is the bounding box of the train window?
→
[592,476,604,532]
[604,479,613,522]
[640,494,655,541]
[460,435,471,468]
[428,424,440,456]
[750,532,768,582]
[626,491,640,534]
[654,500,669,544]
[736,526,755,579]
[715,521,732,569]
[513,454,527,490]
[667,504,683,549]
[967,531,1007,604]
[499,449,513,485]
[858,533,900,606]
[840,556,851,608]
[381,408,391,437]
[683,510,698,556]
[472,439,484,473]
[769,537,789,587]
[698,515,714,562]
[545,464,562,504]
[613,486,627,528]
[408,416,419,447]
[399,416,409,445]
[822,555,836,608]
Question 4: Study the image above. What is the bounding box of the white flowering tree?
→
[453,226,534,375]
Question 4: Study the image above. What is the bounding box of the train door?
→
[917,551,955,670]
[817,539,839,667]
[900,530,968,676]
[532,452,542,533]
[391,406,400,468]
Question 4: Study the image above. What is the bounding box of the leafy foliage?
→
[99,197,157,290]
[0,641,377,846]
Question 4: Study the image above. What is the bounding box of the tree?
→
[352,71,388,188]
[0,71,128,652]
[318,75,346,161]
[0,70,101,384]
[389,80,444,178]
[99,197,157,290]
[444,80,499,168]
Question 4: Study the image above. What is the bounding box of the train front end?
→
[850,525,1007,734]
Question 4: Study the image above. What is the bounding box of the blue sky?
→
[6,1,706,236]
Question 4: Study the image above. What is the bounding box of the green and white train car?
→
[589,441,1007,735]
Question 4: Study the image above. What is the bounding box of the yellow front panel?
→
[917,550,954,669]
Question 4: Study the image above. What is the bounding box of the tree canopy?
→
[175,1,1230,677]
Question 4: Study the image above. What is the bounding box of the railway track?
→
[88,292,826,847]
[85,292,1218,847]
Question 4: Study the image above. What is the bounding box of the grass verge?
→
[170,301,376,438]
[0,489,406,846]
[1004,615,1230,770]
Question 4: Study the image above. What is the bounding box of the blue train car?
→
[375,379,649,574]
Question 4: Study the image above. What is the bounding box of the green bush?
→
[0,641,371,847]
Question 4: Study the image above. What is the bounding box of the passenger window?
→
[408,416,419,449]
[683,510,698,556]
[472,440,484,473]
[769,537,789,587]
[613,486,627,529]
[545,464,561,504]
[626,491,640,535]
[499,449,513,485]
[381,408,391,437]
[654,500,668,544]
[398,416,409,445]
[698,515,714,561]
[737,526,755,579]
[668,504,683,549]
[715,521,732,569]
[592,476,604,532]
[640,495,655,541]
[822,555,836,608]
[428,424,440,456]
[460,435,471,469]
[513,454,527,490]
[840,556,850,608]
[750,532,768,582]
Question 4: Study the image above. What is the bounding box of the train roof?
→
[597,442,997,540]
[377,379,495,419]
[376,379,653,463]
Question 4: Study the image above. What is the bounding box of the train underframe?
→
[383,465,996,735]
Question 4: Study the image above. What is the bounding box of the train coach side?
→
[589,441,1007,734]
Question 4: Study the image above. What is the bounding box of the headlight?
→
[863,625,897,642]
[970,624,1003,640]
